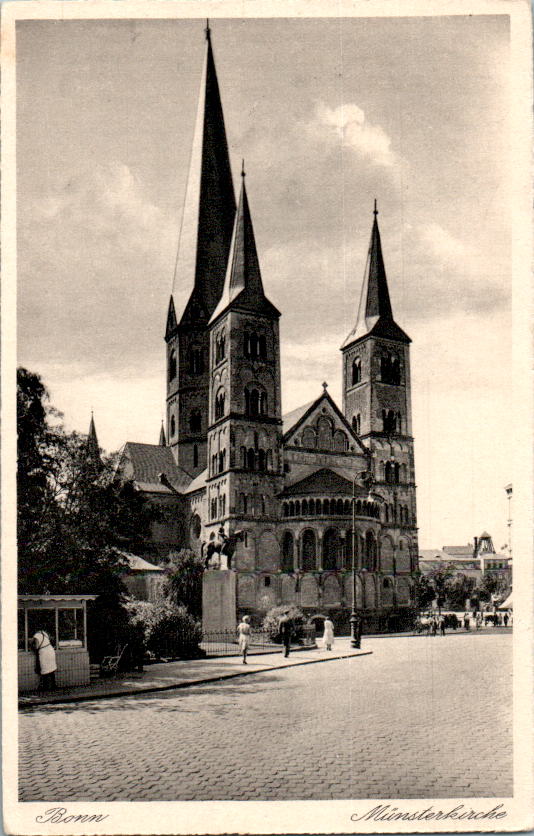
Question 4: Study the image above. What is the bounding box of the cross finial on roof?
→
[205,19,211,41]
[322,381,328,392]
[373,199,378,217]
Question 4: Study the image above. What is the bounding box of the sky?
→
[16,14,512,550]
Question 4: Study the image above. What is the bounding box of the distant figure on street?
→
[431,617,438,636]
[31,629,57,690]
[237,615,251,664]
[439,615,446,636]
[504,612,509,627]
[279,613,292,658]
[322,617,335,651]
[476,613,482,631]
[463,612,470,631]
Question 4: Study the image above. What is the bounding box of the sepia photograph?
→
[2,1,532,834]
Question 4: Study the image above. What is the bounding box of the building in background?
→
[114,26,420,631]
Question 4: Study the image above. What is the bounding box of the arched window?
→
[215,333,226,364]
[189,410,201,434]
[352,357,361,385]
[247,448,255,470]
[295,500,301,516]
[193,444,198,468]
[259,391,267,415]
[190,347,204,374]
[382,409,397,434]
[309,498,315,515]
[301,529,317,571]
[317,417,332,450]
[215,390,225,421]
[344,499,351,515]
[259,334,267,359]
[258,449,266,471]
[330,498,337,515]
[336,498,344,515]
[333,430,348,452]
[170,415,176,437]
[302,499,308,515]
[352,414,361,435]
[283,502,289,517]
[168,349,177,382]
[323,528,340,570]
[266,449,273,471]
[289,501,295,517]
[302,427,316,448]
[240,493,248,514]
[241,446,247,468]
[281,532,294,572]
[210,497,218,520]
[261,495,266,515]
[365,531,377,571]
[381,351,401,385]
[394,462,400,484]
[385,461,394,484]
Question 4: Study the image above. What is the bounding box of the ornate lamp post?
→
[350,477,360,648]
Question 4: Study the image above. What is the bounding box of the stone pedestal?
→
[202,570,237,633]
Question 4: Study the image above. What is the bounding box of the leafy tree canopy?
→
[17,367,159,596]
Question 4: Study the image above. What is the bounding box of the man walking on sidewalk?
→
[279,613,292,658]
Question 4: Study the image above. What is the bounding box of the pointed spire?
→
[173,25,236,326]
[342,203,410,348]
[210,173,280,323]
[165,294,177,340]
[86,412,101,465]
[159,422,167,447]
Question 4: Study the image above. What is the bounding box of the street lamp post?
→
[350,477,361,648]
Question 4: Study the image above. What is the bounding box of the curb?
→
[18,650,372,709]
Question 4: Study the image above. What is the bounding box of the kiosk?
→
[18,594,97,692]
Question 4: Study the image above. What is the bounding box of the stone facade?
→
[119,28,419,633]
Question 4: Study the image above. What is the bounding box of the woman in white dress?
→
[237,615,251,664]
[322,617,335,651]
[32,629,57,690]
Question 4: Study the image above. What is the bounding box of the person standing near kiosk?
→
[31,628,57,690]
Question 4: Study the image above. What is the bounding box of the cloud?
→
[418,222,472,265]
[313,102,397,167]
[18,163,178,376]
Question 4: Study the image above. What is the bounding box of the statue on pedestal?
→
[202,526,244,571]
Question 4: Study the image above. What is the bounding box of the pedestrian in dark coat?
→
[279,614,292,658]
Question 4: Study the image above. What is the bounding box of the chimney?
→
[473,537,478,557]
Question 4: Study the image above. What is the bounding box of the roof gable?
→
[282,468,354,496]
[283,390,368,455]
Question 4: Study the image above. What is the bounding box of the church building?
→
[117,25,419,632]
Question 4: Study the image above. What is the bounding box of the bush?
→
[262,605,305,643]
[124,597,203,660]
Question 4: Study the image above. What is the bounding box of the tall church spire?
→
[210,170,280,323]
[170,25,236,330]
[342,203,410,348]
[86,412,101,464]
[159,422,166,447]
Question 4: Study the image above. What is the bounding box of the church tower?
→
[342,203,418,573]
[205,168,284,571]
[165,25,236,477]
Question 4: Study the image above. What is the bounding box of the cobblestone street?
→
[19,633,512,801]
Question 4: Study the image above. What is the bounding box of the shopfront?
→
[18,594,97,692]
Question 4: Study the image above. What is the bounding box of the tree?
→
[17,368,162,657]
[413,571,436,610]
[162,550,205,620]
[447,573,476,611]
[476,572,509,604]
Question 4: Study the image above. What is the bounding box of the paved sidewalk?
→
[19,639,370,708]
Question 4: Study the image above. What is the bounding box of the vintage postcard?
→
[2,0,532,834]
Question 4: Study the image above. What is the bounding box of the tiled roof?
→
[282,399,317,435]
[121,443,192,493]
[184,468,208,494]
[115,551,165,573]
[281,468,355,497]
